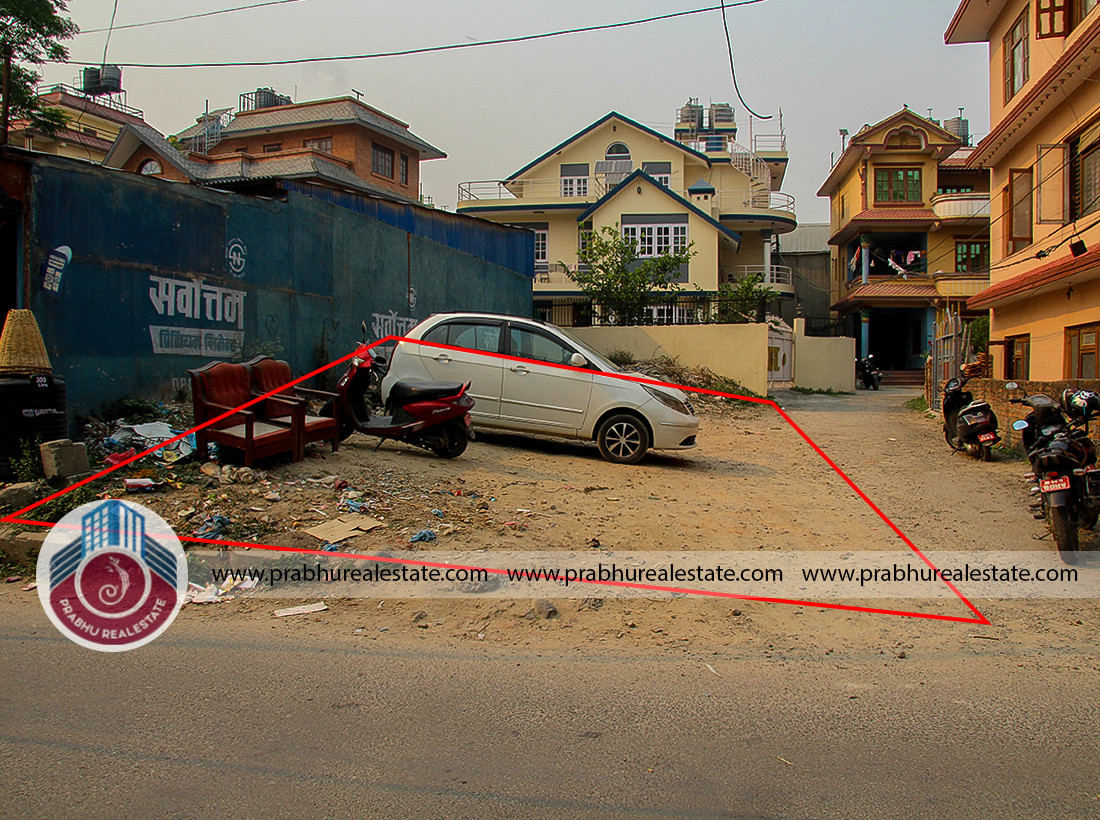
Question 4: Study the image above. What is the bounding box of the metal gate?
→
[767,322,794,388]
[930,307,970,411]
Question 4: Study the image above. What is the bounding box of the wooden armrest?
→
[295,386,338,400]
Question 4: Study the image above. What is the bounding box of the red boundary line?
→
[3,335,990,626]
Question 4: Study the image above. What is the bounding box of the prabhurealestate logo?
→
[36,500,187,651]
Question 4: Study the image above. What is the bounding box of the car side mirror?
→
[1012,419,1029,431]
[569,353,588,368]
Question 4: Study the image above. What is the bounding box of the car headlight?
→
[642,384,692,416]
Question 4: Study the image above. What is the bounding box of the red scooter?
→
[322,338,474,458]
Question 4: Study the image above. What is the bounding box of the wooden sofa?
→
[188,361,302,466]
[243,355,340,456]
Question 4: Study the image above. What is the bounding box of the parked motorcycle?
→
[321,329,475,458]
[1007,382,1100,563]
[855,355,882,390]
[942,375,1000,461]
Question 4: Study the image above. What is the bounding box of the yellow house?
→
[11,83,146,164]
[455,107,796,326]
[947,0,1100,380]
[818,108,991,377]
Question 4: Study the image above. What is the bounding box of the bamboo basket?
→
[0,309,53,375]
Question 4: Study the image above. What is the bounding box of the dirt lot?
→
[6,385,1095,664]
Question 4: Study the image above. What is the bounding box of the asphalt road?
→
[2,388,1098,819]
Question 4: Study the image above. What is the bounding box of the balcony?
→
[931,192,990,221]
[729,264,795,295]
[534,263,583,289]
[458,177,610,209]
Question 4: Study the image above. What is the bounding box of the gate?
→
[767,322,794,388]
[930,307,970,411]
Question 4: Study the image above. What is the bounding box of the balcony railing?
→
[931,192,990,220]
[459,177,611,203]
[751,134,787,153]
[730,264,794,287]
[714,190,796,215]
[534,262,586,285]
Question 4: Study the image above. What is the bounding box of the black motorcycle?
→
[1008,382,1100,563]
[942,375,999,461]
[856,355,882,390]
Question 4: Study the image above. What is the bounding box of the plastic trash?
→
[194,514,231,539]
[409,529,436,543]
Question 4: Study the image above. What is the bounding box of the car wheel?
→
[596,413,650,464]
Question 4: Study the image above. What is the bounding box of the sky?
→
[35,0,992,223]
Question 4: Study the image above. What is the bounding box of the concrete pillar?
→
[861,310,870,359]
[762,229,773,282]
[861,241,870,285]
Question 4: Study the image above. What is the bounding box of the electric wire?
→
[58,1,767,68]
[719,0,770,120]
[78,0,306,35]
[100,0,120,67]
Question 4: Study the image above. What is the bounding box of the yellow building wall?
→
[587,180,722,292]
[519,119,709,197]
[992,279,1100,380]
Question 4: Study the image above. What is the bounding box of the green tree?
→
[567,223,696,326]
[1,0,79,141]
[715,274,776,324]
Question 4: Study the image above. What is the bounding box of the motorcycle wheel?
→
[1049,505,1080,564]
[1080,500,1099,531]
[430,420,468,459]
[320,399,355,442]
[871,379,879,390]
[980,444,993,462]
[943,427,963,451]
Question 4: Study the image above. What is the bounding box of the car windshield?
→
[551,326,620,372]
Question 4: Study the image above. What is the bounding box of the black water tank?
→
[0,374,68,479]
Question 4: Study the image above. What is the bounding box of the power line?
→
[100,0,120,67]
[78,0,307,35]
[59,1,767,69]
[719,0,771,120]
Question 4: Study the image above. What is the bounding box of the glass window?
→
[1003,6,1029,103]
[262,143,282,153]
[1038,0,1068,37]
[874,168,922,203]
[605,142,631,161]
[1006,334,1031,380]
[533,230,548,264]
[372,144,395,178]
[303,137,333,152]
[1007,169,1034,253]
[400,154,409,185]
[1066,323,1100,378]
[508,327,574,365]
[561,176,589,197]
[442,319,503,352]
[138,159,162,175]
[955,241,989,272]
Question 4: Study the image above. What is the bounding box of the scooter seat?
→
[388,380,465,406]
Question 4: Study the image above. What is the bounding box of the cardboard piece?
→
[303,515,384,544]
[274,602,328,618]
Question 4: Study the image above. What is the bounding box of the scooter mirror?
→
[569,352,588,368]
[1012,419,1029,431]
[1005,382,1019,390]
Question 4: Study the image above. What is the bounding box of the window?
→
[1038,0,1069,37]
[534,230,548,267]
[561,176,589,197]
[1066,323,1100,378]
[1004,6,1029,103]
[622,223,687,258]
[955,241,989,272]
[372,144,395,178]
[423,321,501,354]
[578,221,593,253]
[1007,169,1034,253]
[937,185,974,194]
[1006,334,1031,380]
[1071,128,1100,219]
[138,159,162,175]
[642,162,671,187]
[303,137,333,152]
[605,142,631,161]
[1073,0,1100,28]
[508,327,575,365]
[262,143,282,153]
[400,154,409,185]
[874,167,922,203]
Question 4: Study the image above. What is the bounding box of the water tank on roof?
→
[80,67,100,95]
[709,103,736,128]
[677,99,704,130]
[944,117,970,147]
[99,65,122,93]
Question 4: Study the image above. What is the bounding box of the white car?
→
[380,312,699,464]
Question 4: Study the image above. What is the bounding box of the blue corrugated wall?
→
[25,157,533,416]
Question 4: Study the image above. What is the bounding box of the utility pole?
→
[0,42,13,148]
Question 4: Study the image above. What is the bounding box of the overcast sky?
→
[37,0,991,223]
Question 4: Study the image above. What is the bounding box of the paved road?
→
[1,387,1097,819]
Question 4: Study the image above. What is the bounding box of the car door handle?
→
[510,365,529,374]
[434,353,452,363]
